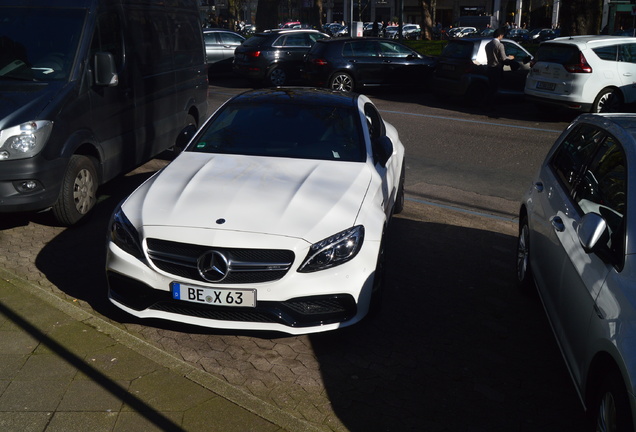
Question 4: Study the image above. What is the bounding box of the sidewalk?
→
[0,268,323,432]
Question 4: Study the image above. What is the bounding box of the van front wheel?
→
[52,155,98,226]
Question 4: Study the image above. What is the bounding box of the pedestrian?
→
[484,27,514,110]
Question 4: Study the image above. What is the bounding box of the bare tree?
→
[308,0,324,28]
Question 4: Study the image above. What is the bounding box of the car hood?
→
[125,152,372,243]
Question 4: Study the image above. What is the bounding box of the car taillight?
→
[311,58,328,66]
[247,51,261,58]
[564,52,592,73]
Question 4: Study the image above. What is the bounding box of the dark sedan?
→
[303,37,436,92]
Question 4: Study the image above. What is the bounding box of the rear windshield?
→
[535,43,580,64]
[440,41,474,59]
[242,34,269,47]
[190,102,366,162]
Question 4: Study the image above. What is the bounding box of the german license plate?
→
[171,282,256,307]
[536,81,556,91]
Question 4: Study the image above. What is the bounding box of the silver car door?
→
[553,132,625,383]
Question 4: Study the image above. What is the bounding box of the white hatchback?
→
[525,35,636,112]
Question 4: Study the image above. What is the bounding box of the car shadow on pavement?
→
[308,213,587,431]
[32,161,588,431]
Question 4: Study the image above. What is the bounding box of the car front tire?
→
[52,155,98,226]
[329,72,354,92]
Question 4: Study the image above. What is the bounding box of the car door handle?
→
[534,182,544,192]
[550,216,565,232]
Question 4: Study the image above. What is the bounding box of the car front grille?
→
[146,238,295,284]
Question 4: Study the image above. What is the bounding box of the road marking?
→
[380,110,562,134]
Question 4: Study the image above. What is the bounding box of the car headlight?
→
[298,226,364,273]
[110,207,144,260]
[0,121,53,160]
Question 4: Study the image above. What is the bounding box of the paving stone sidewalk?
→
[0,268,324,432]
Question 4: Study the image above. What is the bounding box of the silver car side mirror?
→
[577,212,608,253]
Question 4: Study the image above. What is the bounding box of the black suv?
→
[233,29,329,86]
[303,37,436,92]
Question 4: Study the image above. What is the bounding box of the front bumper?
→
[106,228,379,335]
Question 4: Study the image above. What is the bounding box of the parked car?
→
[233,29,329,86]
[303,37,436,92]
[383,24,421,40]
[449,27,477,38]
[529,28,557,42]
[363,22,383,37]
[384,25,398,38]
[107,87,406,335]
[507,28,529,43]
[525,36,636,112]
[324,22,345,36]
[432,37,533,105]
[403,24,422,40]
[202,29,245,75]
[517,113,636,432]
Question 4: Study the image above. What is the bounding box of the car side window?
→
[502,42,525,58]
[344,41,378,57]
[282,34,310,47]
[204,33,219,44]
[219,33,243,45]
[378,41,413,58]
[550,124,604,195]
[618,43,636,63]
[573,135,626,264]
[593,45,618,61]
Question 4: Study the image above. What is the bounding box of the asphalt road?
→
[0,80,588,431]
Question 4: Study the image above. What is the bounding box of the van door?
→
[89,10,137,181]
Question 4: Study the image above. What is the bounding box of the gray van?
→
[0,0,208,225]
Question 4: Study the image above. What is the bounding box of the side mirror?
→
[94,51,119,86]
[577,212,608,253]
[373,136,394,167]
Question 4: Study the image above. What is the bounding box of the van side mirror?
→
[373,136,394,167]
[93,52,119,86]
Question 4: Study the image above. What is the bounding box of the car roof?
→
[256,28,326,36]
[545,35,636,46]
[229,87,359,108]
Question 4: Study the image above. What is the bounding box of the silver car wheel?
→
[330,72,354,92]
[73,167,96,215]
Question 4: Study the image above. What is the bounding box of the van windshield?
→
[0,7,85,82]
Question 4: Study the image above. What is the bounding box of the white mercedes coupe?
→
[106,87,405,334]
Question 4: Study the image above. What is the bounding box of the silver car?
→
[517,113,635,431]
[203,29,245,75]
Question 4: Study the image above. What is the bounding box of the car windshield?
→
[0,6,85,82]
[190,102,366,162]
